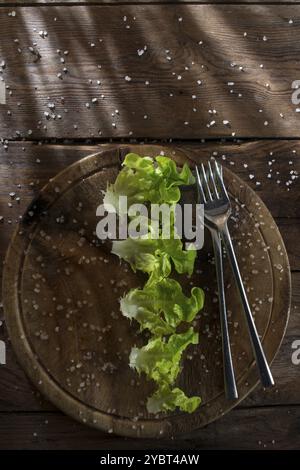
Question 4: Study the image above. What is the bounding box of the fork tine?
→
[218,161,225,183]
[219,162,223,179]
[195,165,207,203]
[208,160,219,199]
[218,162,229,199]
[213,160,229,200]
[201,163,213,201]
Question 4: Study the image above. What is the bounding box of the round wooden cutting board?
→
[3,145,291,438]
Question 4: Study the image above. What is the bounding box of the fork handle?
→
[211,230,238,400]
[220,224,275,388]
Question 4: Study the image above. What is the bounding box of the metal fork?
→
[196,161,274,390]
[196,164,238,400]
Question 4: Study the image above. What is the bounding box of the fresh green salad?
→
[104,153,204,414]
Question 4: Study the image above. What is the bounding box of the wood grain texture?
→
[0,141,298,444]
[0,0,299,449]
[2,1,300,5]
[1,144,291,438]
[0,140,299,218]
[1,140,297,259]
[1,5,300,139]
[0,406,299,450]
[0,270,299,413]
[0,140,298,286]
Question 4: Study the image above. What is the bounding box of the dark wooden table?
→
[0,1,299,450]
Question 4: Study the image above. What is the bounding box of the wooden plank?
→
[0,140,299,219]
[1,5,300,139]
[185,139,300,219]
[2,1,300,5]
[0,406,299,449]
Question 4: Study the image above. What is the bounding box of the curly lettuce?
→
[121,278,204,335]
[104,153,195,214]
[112,236,196,281]
[130,328,201,413]
[103,153,204,414]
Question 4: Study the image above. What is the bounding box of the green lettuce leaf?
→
[130,327,198,385]
[155,156,195,186]
[111,237,171,286]
[151,279,204,326]
[120,289,175,336]
[103,154,196,214]
[112,236,196,278]
[147,385,201,414]
[120,279,204,335]
[129,328,201,413]
[103,166,152,214]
